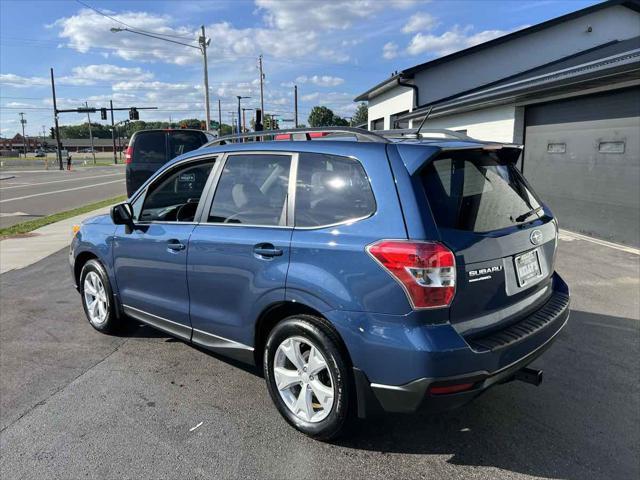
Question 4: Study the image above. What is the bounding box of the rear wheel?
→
[80,259,120,334]
[264,315,352,440]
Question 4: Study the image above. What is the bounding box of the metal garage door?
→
[523,87,640,246]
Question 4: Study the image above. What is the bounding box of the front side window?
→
[208,154,291,226]
[294,153,375,227]
[422,151,541,232]
[139,160,215,222]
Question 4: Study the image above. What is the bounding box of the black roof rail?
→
[377,128,474,141]
[204,126,389,146]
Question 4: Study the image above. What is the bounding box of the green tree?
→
[352,102,368,126]
[332,115,349,126]
[308,106,335,127]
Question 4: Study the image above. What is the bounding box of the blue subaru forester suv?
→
[70,127,570,440]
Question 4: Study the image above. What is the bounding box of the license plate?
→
[515,249,542,287]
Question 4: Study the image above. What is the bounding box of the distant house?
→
[355,0,640,246]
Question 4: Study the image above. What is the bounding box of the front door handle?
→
[167,239,186,251]
[253,243,283,257]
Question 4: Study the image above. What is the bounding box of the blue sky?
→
[0,0,598,136]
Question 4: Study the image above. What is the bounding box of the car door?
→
[114,157,216,341]
[187,152,294,359]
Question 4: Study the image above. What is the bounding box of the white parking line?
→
[559,229,639,255]
[0,179,124,203]
[0,173,124,190]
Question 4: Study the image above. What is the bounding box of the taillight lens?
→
[367,240,456,309]
[124,146,133,164]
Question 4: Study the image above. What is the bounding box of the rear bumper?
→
[328,272,570,416]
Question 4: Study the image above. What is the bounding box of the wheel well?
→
[253,302,352,370]
[74,251,97,287]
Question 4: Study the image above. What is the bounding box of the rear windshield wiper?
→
[512,206,543,223]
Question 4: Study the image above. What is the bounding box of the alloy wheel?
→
[83,271,108,326]
[273,336,335,423]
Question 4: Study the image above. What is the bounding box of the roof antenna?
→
[415,105,433,137]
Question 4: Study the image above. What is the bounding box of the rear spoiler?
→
[395,143,523,176]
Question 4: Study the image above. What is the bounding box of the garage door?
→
[523,87,640,246]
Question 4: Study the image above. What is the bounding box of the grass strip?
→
[0,195,126,239]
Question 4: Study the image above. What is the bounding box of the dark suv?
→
[70,127,570,440]
[125,129,213,196]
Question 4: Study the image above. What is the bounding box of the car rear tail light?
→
[428,382,474,395]
[367,240,456,309]
[124,146,133,164]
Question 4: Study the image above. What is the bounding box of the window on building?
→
[391,110,410,129]
[370,117,384,131]
[294,153,376,227]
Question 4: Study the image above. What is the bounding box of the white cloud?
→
[406,24,528,56]
[295,75,344,87]
[382,42,399,60]
[0,65,155,88]
[0,74,49,88]
[402,12,438,33]
[301,92,320,102]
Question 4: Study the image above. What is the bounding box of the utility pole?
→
[50,68,63,170]
[19,112,27,157]
[84,101,96,164]
[199,25,212,130]
[236,96,250,140]
[218,99,222,134]
[294,85,298,128]
[110,100,117,164]
[258,54,264,116]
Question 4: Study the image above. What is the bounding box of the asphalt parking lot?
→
[0,165,125,228]
[0,235,638,480]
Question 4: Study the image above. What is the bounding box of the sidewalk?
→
[0,206,111,274]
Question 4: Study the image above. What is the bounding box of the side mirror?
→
[110,202,135,233]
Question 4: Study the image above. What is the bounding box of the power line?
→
[73,0,198,41]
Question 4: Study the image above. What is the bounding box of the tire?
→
[264,315,353,441]
[79,259,121,334]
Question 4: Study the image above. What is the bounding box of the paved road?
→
[0,166,125,228]
[0,237,638,479]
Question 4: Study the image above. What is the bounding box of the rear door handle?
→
[167,239,186,251]
[253,243,283,257]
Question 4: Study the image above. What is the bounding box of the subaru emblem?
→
[530,229,543,245]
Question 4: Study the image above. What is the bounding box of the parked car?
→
[34,149,46,157]
[125,129,215,196]
[70,128,570,440]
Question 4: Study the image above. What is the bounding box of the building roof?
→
[354,0,640,101]
[399,36,640,121]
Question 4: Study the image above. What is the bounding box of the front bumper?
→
[327,273,570,417]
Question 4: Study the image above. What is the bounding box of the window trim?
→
[130,154,219,226]
[197,151,298,229]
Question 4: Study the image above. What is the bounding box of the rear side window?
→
[295,153,375,227]
[422,151,541,232]
[169,131,207,159]
[208,154,291,226]
[132,132,166,164]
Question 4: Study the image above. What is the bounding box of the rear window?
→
[132,132,166,164]
[169,131,207,158]
[422,151,541,232]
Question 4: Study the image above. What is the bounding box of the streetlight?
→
[111,25,212,129]
[236,96,250,140]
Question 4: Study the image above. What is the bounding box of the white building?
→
[355,0,640,246]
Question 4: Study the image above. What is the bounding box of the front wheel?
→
[80,259,120,334]
[264,315,353,441]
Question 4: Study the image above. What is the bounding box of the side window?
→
[295,153,375,227]
[208,154,291,226]
[132,131,166,163]
[139,160,215,222]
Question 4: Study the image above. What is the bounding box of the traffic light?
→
[100,108,107,120]
[264,115,271,131]
[49,127,55,139]
[129,108,139,120]
[255,109,263,131]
